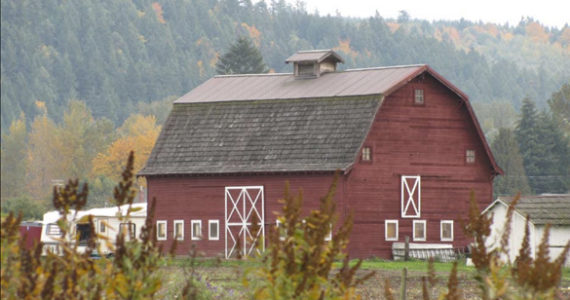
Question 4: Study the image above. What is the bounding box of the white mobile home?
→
[41,203,147,255]
[483,194,570,266]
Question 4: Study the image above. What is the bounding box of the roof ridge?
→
[345,64,426,72]
[214,72,292,78]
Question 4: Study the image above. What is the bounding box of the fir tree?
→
[215,36,268,75]
[515,98,541,193]
[491,128,531,196]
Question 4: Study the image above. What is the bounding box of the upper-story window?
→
[466,149,476,164]
[414,89,424,105]
[361,146,372,162]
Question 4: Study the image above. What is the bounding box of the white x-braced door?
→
[225,186,265,259]
[401,175,421,218]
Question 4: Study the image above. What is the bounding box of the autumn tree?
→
[26,102,66,202]
[91,114,160,182]
[1,113,28,200]
[215,36,268,75]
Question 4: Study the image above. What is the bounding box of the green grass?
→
[352,258,474,273]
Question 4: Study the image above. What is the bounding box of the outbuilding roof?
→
[489,194,570,225]
[140,63,502,176]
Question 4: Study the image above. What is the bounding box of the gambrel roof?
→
[485,194,570,226]
[140,64,502,176]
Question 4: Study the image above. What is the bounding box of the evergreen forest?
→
[1,0,569,218]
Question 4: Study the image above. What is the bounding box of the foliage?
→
[0,113,28,200]
[2,0,569,131]
[91,114,160,181]
[244,173,374,299]
[548,83,570,139]
[515,98,570,193]
[0,196,45,220]
[215,36,268,75]
[0,152,165,298]
[491,128,531,197]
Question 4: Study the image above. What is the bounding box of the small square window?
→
[385,220,398,241]
[361,147,372,162]
[157,221,167,241]
[413,220,426,241]
[441,220,453,241]
[414,89,424,105]
[174,220,184,241]
[47,224,62,236]
[191,220,202,240]
[209,220,219,240]
[466,149,475,164]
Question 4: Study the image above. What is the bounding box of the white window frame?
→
[401,175,421,218]
[156,220,167,241]
[173,220,184,241]
[466,149,476,164]
[325,224,332,241]
[414,89,424,105]
[275,219,286,241]
[208,220,219,241]
[413,220,427,241]
[385,220,399,241]
[191,220,202,241]
[46,223,62,236]
[361,146,371,162]
[440,220,454,242]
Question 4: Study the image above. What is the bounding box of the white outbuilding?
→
[483,194,570,266]
[41,202,147,256]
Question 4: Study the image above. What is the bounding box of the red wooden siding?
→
[345,74,494,258]
[147,173,343,257]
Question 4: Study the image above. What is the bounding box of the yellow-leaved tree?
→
[91,114,160,181]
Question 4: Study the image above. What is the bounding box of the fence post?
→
[399,267,407,300]
[404,236,409,261]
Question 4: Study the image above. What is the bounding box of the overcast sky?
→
[289,0,568,29]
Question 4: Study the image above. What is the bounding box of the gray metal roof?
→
[285,49,345,64]
[497,194,570,225]
[140,96,382,175]
[175,65,425,104]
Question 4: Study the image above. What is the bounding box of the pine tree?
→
[516,98,570,194]
[215,36,268,75]
[548,83,570,139]
[515,98,541,193]
[491,128,531,197]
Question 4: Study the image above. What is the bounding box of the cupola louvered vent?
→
[285,49,344,78]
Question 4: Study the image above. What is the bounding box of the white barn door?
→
[225,186,265,259]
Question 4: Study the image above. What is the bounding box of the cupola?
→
[285,49,344,78]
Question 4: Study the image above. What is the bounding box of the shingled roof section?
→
[285,49,345,64]
[496,194,570,225]
[139,96,382,176]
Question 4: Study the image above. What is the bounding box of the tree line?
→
[491,83,570,196]
[1,0,569,133]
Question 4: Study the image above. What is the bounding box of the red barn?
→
[139,50,502,259]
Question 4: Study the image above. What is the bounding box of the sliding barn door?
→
[224,186,265,259]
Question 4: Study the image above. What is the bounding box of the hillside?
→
[1,0,569,131]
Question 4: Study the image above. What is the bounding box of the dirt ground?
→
[158,265,570,299]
